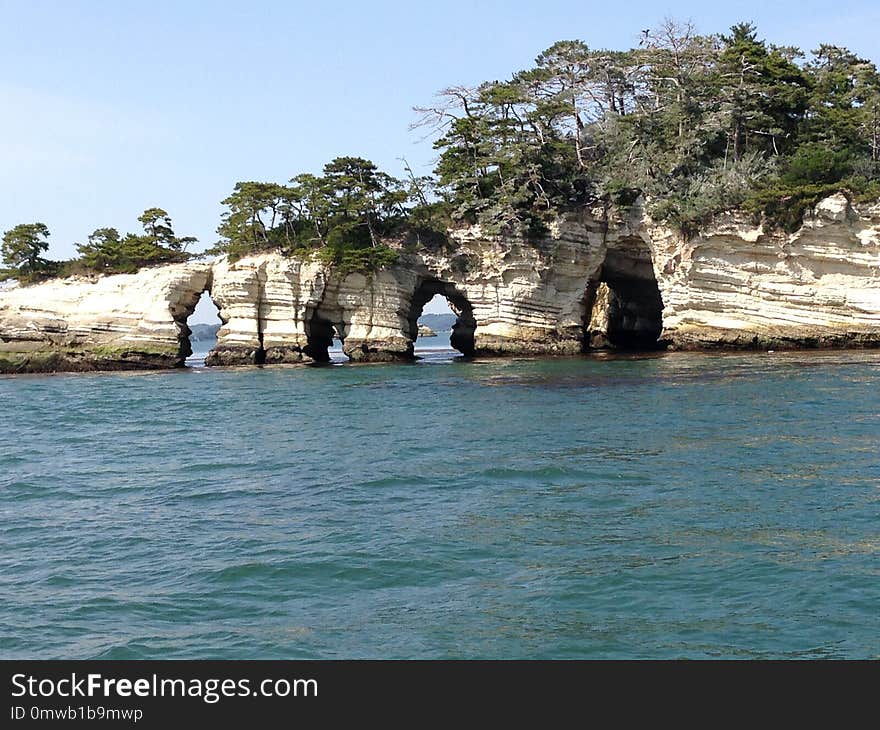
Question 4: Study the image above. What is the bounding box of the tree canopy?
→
[212,156,443,272]
[73,208,195,274]
[4,19,880,284]
[1,209,195,282]
[416,19,880,234]
[1,223,56,283]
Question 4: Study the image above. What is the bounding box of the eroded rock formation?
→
[0,262,211,372]
[649,194,880,349]
[1,193,878,373]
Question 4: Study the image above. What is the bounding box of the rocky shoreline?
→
[1,193,878,374]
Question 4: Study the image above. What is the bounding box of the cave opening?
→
[304,310,346,364]
[413,294,455,352]
[182,290,222,367]
[585,243,665,351]
[408,279,476,357]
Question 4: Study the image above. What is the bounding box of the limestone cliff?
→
[0,263,210,372]
[1,193,878,373]
[204,255,418,364]
[417,217,613,356]
[648,193,880,349]
[205,254,328,365]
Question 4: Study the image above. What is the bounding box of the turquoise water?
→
[1,350,878,659]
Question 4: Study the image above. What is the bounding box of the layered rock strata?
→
[1,193,878,373]
[0,263,210,372]
[649,194,880,349]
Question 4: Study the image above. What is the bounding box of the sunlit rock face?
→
[205,255,419,364]
[415,216,610,356]
[203,219,619,364]
[648,194,880,349]
[0,262,210,372]
[410,205,670,356]
[206,254,331,365]
[1,193,878,373]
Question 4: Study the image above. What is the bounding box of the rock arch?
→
[178,291,223,366]
[584,237,665,351]
[408,278,476,357]
[161,268,224,366]
[303,307,345,363]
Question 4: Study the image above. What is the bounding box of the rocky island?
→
[1,192,877,373]
[2,22,879,373]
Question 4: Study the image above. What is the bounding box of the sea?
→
[1,334,878,659]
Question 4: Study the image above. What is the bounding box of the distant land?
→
[417,313,456,332]
[189,323,221,342]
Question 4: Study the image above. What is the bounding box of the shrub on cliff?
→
[317,242,400,276]
[743,143,880,231]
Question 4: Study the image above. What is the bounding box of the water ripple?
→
[1,351,879,658]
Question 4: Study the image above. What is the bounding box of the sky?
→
[2,0,879,319]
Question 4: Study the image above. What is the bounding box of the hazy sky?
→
[2,0,879,321]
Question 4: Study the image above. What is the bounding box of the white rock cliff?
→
[0,262,210,371]
[649,193,880,348]
[1,193,878,373]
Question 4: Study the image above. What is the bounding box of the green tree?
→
[1,223,55,282]
[804,45,866,149]
[214,160,413,271]
[75,227,127,272]
[322,156,409,243]
[137,207,197,251]
[74,208,194,274]
[417,75,588,233]
[216,182,291,257]
[716,22,810,162]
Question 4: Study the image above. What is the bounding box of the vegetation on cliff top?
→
[416,20,880,235]
[3,19,879,283]
[209,156,448,273]
[1,223,54,284]
[1,208,195,284]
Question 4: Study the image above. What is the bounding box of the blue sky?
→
[2,0,879,266]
